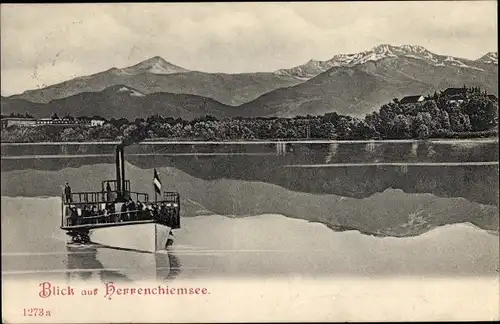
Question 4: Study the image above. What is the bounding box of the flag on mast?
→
[153,168,162,194]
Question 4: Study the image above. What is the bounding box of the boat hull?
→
[89,223,172,253]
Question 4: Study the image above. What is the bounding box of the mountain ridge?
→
[119,56,189,75]
[275,44,497,80]
[2,44,498,119]
[8,56,302,106]
[2,85,237,120]
[476,52,498,64]
[241,54,497,118]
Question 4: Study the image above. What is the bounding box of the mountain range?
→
[2,44,498,119]
[2,85,236,120]
[244,46,498,117]
[275,44,498,80]
[7,56,302,106]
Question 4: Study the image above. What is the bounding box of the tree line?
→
[1,86,498,142]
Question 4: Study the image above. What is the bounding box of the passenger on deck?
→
[159,202,167,223]
[105,203,115,222]
[128,199,137,221]
[152,204,159,221]
[94,208,100,224]
[69,207,78,226]
[106,203,114,222]
[120,203,127,222]
[98,208,106,224]
[90,206,98,224]
[137,201,144,220]
[146,205,154,220]
[81,205,90,225]
[165,207,173,227]
[102,209,109,224]
[76,207,84,226]
[64,182,72,203]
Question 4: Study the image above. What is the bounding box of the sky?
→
[1,1,498,96]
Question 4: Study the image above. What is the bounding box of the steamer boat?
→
[60,145,180,253]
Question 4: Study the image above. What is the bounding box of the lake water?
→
[1,140,499,282]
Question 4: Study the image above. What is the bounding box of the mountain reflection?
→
[2,141,498,207]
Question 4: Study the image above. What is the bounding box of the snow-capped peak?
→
[399,44,427,53]
[476,52,498,64]
[369,44,433,59]
[275,44,489,80]
[372,44,395,54]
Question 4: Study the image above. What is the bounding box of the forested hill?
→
[1,86,497,142]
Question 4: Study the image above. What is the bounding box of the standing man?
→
[120,202,127,222]
[64,182,72,203]
[128,199,136,221]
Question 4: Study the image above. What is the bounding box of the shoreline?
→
[1,155,498,165]
[1,137,498,146]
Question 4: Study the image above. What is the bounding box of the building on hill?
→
[448,95,466,105]
[442,87,467,96]
[1,117,36,128]
[1,116,106,128]
[36,118,89,126]
[442,88,467,105]
[400,95,425,104]
[91,118,106,127]
[395,87,496,109]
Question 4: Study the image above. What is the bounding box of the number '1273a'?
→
[23,308,52,316]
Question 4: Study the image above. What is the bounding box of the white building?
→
[91,119,106,127]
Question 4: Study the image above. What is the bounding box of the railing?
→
[162,192,181,229]
[61,190,181,230]
[63,191,149,205]
[101,180,131,193]
[163,192,180,203]
[62,204,180,228]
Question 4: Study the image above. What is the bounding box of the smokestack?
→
[115,124,147,197]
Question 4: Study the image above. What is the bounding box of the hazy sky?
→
[1,2,497,96]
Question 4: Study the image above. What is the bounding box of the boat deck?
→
[60,219,158,231]
[59,145,181,236]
